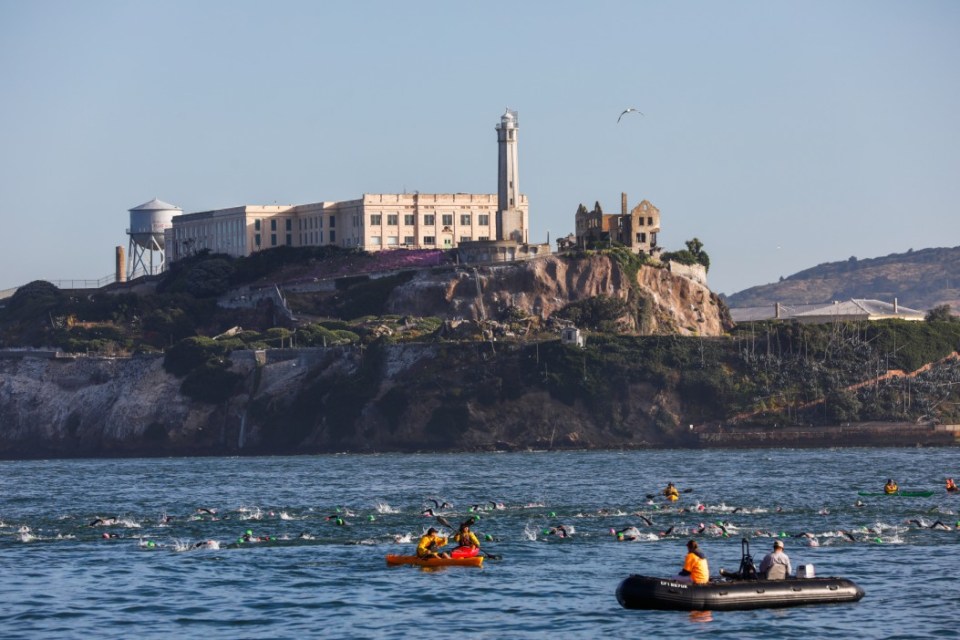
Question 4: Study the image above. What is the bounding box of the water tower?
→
[127,198,181,279]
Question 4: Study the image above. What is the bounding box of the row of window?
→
[255,217,337,232]
[369,213,490,226]
[368,235,489,246]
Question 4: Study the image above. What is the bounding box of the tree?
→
[925,304,956,323]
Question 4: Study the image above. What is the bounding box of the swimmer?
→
[544,525,570,538]
[911,519,953,531]
[659,526,675,538]
[637,514,653,527]
[192,540,219,549]
[101,532,122,539]
[613,526,642,541]
[196,507,217,516]
[425,498,453,510]
[88,517,120,527]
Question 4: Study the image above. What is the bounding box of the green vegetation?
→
[661,238,710,272]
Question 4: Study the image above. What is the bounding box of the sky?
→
[1,1,958,296]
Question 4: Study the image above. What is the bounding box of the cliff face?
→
[0,346,691,458]
[384,255,728,336]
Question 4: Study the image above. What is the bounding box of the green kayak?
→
[857,490,934,497]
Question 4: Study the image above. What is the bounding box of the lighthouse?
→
[496,109,526,243]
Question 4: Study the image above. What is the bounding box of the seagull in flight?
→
[618,107,644,123]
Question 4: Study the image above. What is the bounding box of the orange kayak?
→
[385,554,484,567]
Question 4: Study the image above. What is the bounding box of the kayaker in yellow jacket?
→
[416,527,450,559]
[453,524,480,550]
[664,483,680,502]
[884,479,898,494]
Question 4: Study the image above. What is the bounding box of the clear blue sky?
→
[2,0,958,295]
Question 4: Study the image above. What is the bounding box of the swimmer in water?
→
[613,526,642,541]
[88,517,120,527]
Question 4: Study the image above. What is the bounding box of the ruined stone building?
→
[573,193,662,256]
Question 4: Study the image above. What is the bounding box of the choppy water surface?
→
[1,448,958,638]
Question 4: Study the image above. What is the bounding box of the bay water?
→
[1,448,958,638]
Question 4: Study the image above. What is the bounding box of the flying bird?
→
[617,107,644,123]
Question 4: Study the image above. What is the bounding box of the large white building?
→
[165,111,531,264]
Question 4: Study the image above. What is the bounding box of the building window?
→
[478,214,489,225]
[285,219,292,231]
[271,220,277,231]
[330,216,336,227]
[387,236,398,246]
[271,233,277,246]
[370,214,382,225]
[330,230,336,242]
[404,214,415,226]
[371,236,382,246]
[460,214,471,225]
[286,233,292,245]
[318,217,323,228]
[255,219,261,231]
[255,233,261,247]
[443,237,453,247]
[478,236,489,241]
[648,217,653,225]
[319,231,324,243]
[424,214,435,225]
[387,214,398,226]
[442,214,453,226]
[460,236,472,242]
[423,236,435,245]
[403,236,415,245]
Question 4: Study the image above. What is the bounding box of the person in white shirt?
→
[758,539,792,579]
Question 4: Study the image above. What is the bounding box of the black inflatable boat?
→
[616,574,865,611]
[616,538,865,611]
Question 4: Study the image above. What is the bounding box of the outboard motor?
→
[737,537,759,580]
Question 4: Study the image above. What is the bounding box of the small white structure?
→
[561,327,586,348]
[127,198,181,279]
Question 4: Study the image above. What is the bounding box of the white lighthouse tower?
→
[496,109,526,243]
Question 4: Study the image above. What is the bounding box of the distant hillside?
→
[725,246,960,311]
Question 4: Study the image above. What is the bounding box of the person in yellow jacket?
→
[453,523,480,550]
[664,482,680,502]
[884,479,899,494]
[416,527,450,559]
[677,540,710,584]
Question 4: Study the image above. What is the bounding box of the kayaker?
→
[663,483,680,502]
[884,479,898,494]
[416,527,450,559]
[453,523,480,550]
[677,540,709,584]
[758,539,792,579]
[946,478,958,493]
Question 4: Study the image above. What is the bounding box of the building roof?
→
[730,299,925,323]
[130,198,182,212]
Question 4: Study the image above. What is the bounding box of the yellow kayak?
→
[385,554,484,567]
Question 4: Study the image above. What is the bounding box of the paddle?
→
[435,516,501,560]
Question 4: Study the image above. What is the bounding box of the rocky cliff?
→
[0,257,730,458]
[0,344,695,458]
[382,255,729,336]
